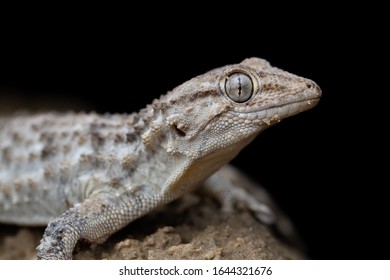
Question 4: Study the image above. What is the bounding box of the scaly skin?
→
[0,58,321,259]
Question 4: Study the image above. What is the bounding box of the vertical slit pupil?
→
[237,76,242,96]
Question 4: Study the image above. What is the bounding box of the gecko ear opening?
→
[173,125,186,137]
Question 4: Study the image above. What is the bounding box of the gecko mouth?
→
[229,97,321,124]
[272,97,321,116]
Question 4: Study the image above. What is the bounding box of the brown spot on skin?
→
[41,145,59,160]
[191,90,215,100]
[78,136,87,145]
[44,165,56,179]
[60,131,69,138]
[14,179,23,192]
[91,132,105,150]
[133,122,144,134]
[31,124,39,132]
[110,177,122,188]
[90,122,107,132]
[131,115,140,125]
[2,185,11,198]
[39,132,55,142]
[2,147,12,162]
[79,154,90,163]
[28,178,38,190]
[12,132,23,142]
[79,153,104,169]
[79,154,94,170]
[63,144,71,154]
[95,154,105,167]
[59,161,70,184]
[126,132,137,143]
[41,119,54,128]
[262,83,286,92]
[114,133,125,144]
[28,152,38,161]
[161,133,167,141]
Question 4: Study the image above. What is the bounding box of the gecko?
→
[0,58,321,259]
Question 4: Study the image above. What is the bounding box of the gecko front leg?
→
[37,186,160,260]
[200,165,300,246]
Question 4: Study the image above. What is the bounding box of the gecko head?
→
[154,57,321,165]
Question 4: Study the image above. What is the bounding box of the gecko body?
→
[0,58,321,259]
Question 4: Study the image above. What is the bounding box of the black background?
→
[0,6,386,259]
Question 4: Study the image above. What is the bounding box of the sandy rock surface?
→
[0,193,303,260]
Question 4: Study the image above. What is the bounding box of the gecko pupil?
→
[225,73,253,103]
[237,76,242,95]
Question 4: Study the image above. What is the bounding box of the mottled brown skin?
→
[0,58,321,259]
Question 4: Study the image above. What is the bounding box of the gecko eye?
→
[225,73,253,103]
[218,68,259,103]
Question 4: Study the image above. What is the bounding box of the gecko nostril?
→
[306,83,312,89]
